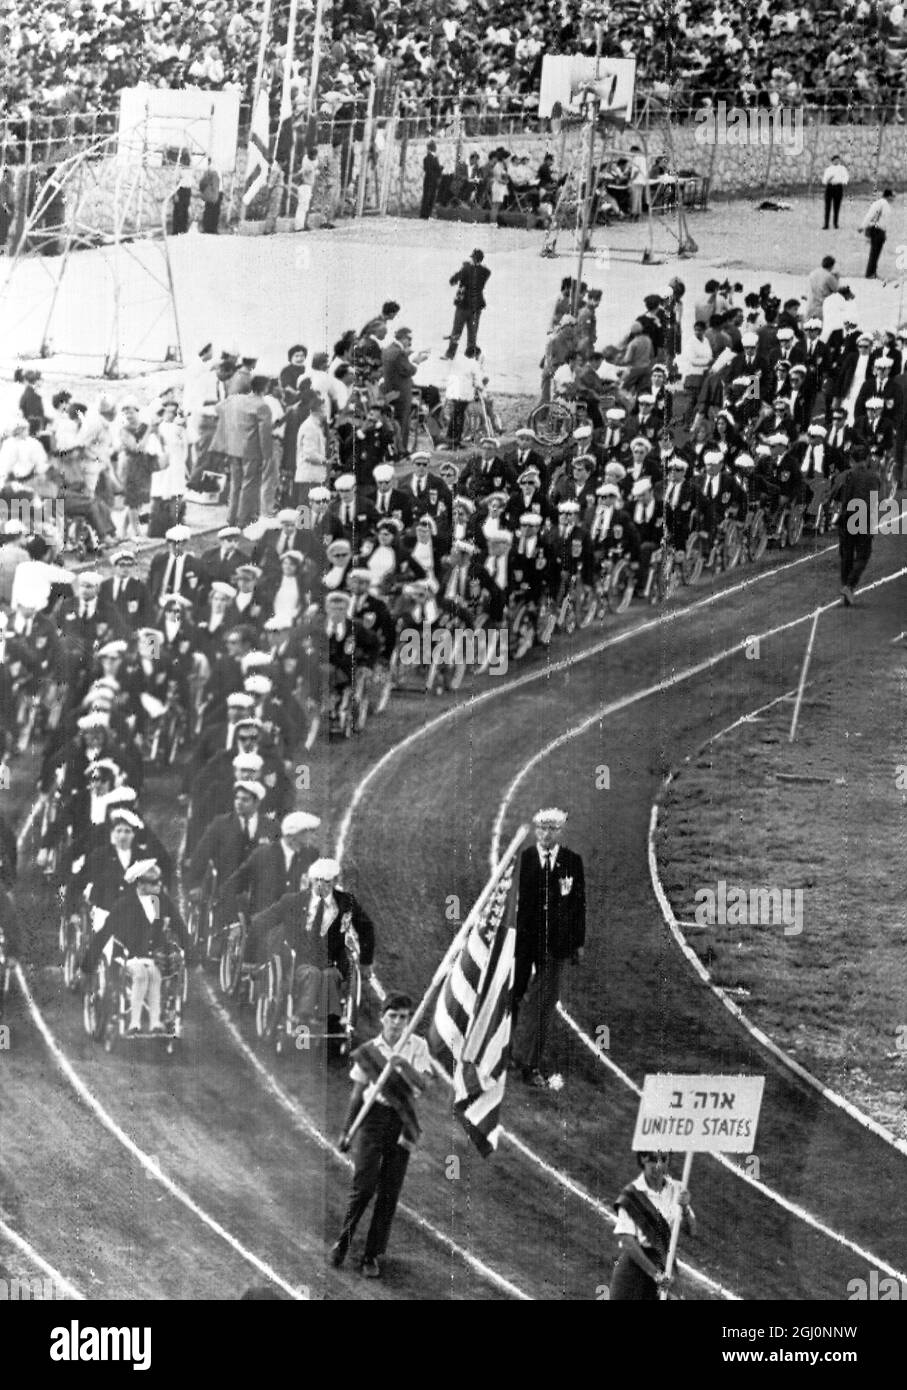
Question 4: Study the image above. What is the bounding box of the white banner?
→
[117,86,241,171]
[538,55,637,120]
[632,1073,765,1153]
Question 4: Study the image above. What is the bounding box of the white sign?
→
[117,86,241,171]
[538,56,637,121]
[632,1074,765,1153]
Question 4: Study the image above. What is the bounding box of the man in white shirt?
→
[821,156,849,230]
[860,188,895,279]
[333,991,434,1277]
[295,398,328,498]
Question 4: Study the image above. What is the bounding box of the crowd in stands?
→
[2,0,906,134]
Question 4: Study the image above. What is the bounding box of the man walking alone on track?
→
[445,248,490,359]
[859,188,894,279]
[331,992,434,1279]
[835,446,882,606]
[510,807,586,1089]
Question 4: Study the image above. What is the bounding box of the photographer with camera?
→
[445,249,491,359]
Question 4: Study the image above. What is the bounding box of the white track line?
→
[558,1000,907,1286]
[197,977,531,1301]
[490,563,907,868]
[13,964,311,1301]
[335,541,842,863]
[0,1215,85,1300]
[16,797,41,853]
[648,697,907,1162]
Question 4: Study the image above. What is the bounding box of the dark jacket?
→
[252,886,375,970]
[515,844,586,969]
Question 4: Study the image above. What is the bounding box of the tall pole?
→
[307,0,327,118]
[572,24,602,315]
[355,78,376,218]
[251,0,274,121]
[280,0,300,217]
[660,1151,694,1299]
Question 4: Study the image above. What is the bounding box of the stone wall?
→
[58,117,907,236]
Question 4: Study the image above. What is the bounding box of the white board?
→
[631,1073,765,1153]
[538,56,637,121]
[117,86,242,171]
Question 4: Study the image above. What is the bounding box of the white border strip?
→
[14,965,311,1301]
[197,977,531,1301]
[0,1215,85,1300]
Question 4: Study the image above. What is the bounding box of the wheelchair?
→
[254,925,363,1058]
[218,918,268,1007]
[592,550,635,618]
[326,661,370,737]
[60,898,94,992]
[767,493,806,549]
[506,585,556,659]
[684,514,744,578]
[185,864,219,963]
[144,681,188,768]
[83,940,187,1055]
[637,544,682,605]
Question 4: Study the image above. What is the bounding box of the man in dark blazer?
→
[381,327,428,449]
[420,140,442,219]
[100,550,151,631]
[402,451,452,531]
[834,448,882,605]
[366,462,414,529]
[251,857,375,1023]
[445,248,491,357]
[147,526,203,615]
[82,858,186,1033]
[186,780,277,902]
[511,807,586,1088]
[223,810,321,925]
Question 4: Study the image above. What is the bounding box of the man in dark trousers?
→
[834,447,882,606]
[331,991,434,1278]
[511,807,586,1088]
[445,248,490,358]
[419,140,442,219]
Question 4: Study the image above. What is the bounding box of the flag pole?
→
[240,0,273,225]
[344,823,529,1144]
[280,0,300,217]
[307,0,327,119]
[659,1150,694,1300]
[788,606,821,742]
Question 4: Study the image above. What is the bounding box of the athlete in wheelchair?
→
[321,590,380,736]
[82,858,187,1053]
[588,483,640,618]
[692,450,749,573]
[508,514,558,653]
[765,435,808,548]
[251,857,375,1056]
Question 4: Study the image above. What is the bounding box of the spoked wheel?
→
[748,510,768,561]
[775,510,789,548]
[82,972,106,1041]
[166,717,184,765]
[219,933,243,996]
[578,585,598,628]
[510,604,535,660]
[255,959,280,1040]
[353,688,369,733]
[608,559,634,613]
[682,534,704,586]
[185,901,202,953]
[373,666,393,713]
[561,597,577,635]
[813,505,827,537]
[654,550,679,603]
[63,942,81,992]
[536,605,556,646]
[722,521,742,570]
[786,505,805,547]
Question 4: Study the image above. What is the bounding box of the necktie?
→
[309,897,325,934]
[79,605,87,619]
[162,555,175,599]
[345,505,352,526]
[113,579,121,601]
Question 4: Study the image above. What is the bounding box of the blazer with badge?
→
[253,886,376,971]
[515,844,586,975]
[187,809,279,893]
[224,840,319,921]
[99,575,150,631]
[83,886,187,974]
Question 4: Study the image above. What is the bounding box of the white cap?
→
[741,332,759,347]
[776,327,795,340]
[308,857,341,881]
[234,779,266,800]
[532,807,568,828]
[519,512,543,527]
[631,478,652,498]
[572,425,592,440]
[281,811,321,835]
[866,396,884,408]
[124,859,160,884]
[309,487,332,503]
[98,640,127,658]
[241,650,272,671]
[557,499,580,513]
[807,424,827,438]
[227,692,256,709]
[277,508,299,523]
[244,674,273,696]
[109,808,142,829]
[334,473,356,491]
[606,407,626,421]
[372,463,394,482]
[703,450,724,466]
[210,581,237,599]
[232,751,264,772]
[597,482,621,499]
[217,526,242,540]
[165,525,192,542]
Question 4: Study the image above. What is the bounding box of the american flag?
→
[429,858,518,1156]
[243,90,273,207]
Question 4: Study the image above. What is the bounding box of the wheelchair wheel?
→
[682,533,704,586]
[536,603,556,645]
[255,958,280,1040]
[166,715,184,765]
[748,509,768,561]
[786,505,805,547]
[373,665,393,713]
[578,585,598,628]
[722,521,742,570]
[654,549,678,603]
[219,931,244,996]
[561,595,577,635]
[608,560,634,613]
[82,962,107,1041]
[510,604,535,660]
